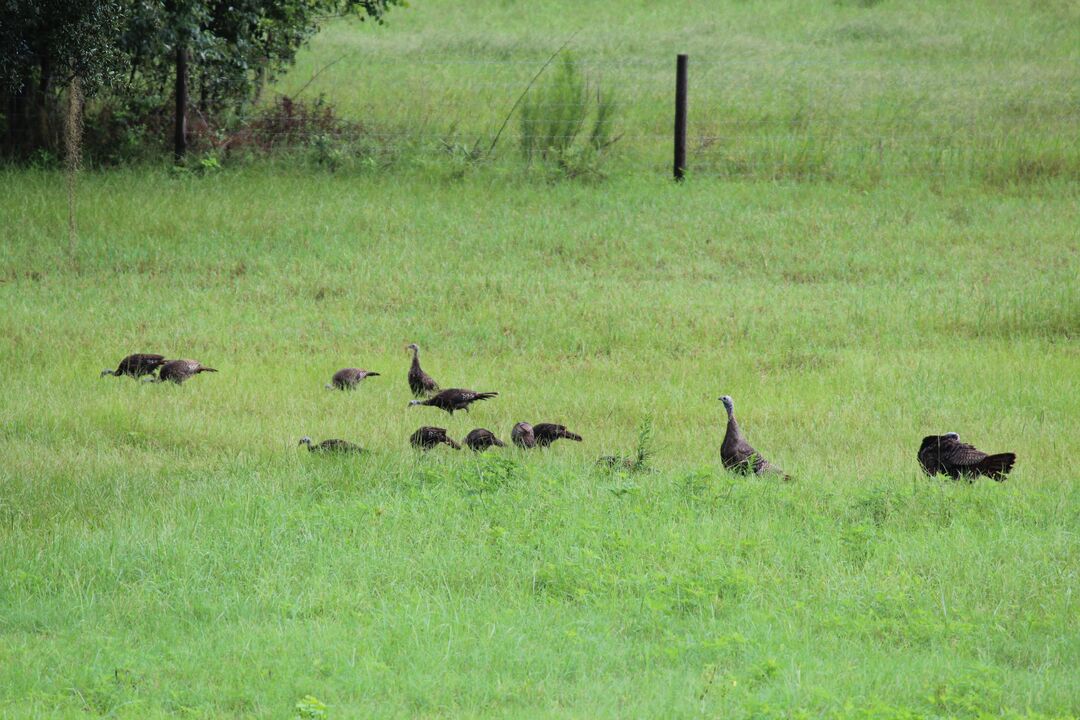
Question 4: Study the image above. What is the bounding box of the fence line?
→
[59,46,1080,181]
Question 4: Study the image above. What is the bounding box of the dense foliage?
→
[0,0,402,160]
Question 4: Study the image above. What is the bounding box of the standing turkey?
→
[719,395,789,479]
[464,428,505,452]
[299,436,365,454]
[326,368,380,390]
[152,359,217,385]
[406,343,440,397]
[917,433,1015,481]
[511,422,536,449]
[533,423,583,447]
[408,388,498,415]
[410,426,460,451]
[101,353,167,379]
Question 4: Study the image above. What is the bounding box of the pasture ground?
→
[1,0,1078,717]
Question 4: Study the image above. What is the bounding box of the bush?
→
[519,55,619,177]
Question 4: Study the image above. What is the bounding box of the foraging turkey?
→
[719,395,789,479]
[299,436,365,454]
[917,433,1015,481]
[326,367,380,390]
[533,423,583,447]
[101,353,166,378]
[511,422,536,449]
[153,359,217,384]
[597,455,637,471]
[464,428,505,452]
[408,388,498,415]
[406,343,440,397]
[410,426,460,451]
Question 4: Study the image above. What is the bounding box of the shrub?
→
[519,54,619,177]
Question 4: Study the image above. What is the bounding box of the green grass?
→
[2,169,1077,718]
[2,0,1080,716]
[268,0,1080,182]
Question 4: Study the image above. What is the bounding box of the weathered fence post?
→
[674,53,688,181]
[174,44,188,163]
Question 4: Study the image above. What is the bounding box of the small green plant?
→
[519,54,619,177]
[597,415,654,474]
[460,454,522,494]
[295,694,328,719]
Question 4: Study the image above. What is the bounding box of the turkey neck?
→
[410,350,421,371]
[724,410,743,442]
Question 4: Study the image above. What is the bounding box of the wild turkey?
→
[408,388,498,415]
[533,423,583,447]
[406,343,440,397]
[918,433,1015,481]
[597,455,637,471]
[101,353,166,378]
[511,422,536,449]
[464,428,505,452]
[719,395,789,479]
[326,368,380,390]
[410,426,460,451]
[152,359,218,384]
[299,436,364,454]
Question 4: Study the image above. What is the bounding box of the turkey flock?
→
[102,344,1017,482]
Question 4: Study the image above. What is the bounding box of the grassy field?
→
[270,0,1080,182]
[2,0,1080,717]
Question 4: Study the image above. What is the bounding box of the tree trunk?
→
[35,55,54,153]
[174,43,188,162]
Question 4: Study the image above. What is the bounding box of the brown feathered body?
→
[156,359,217,384]
[918,434,1015,481]
[103,353,166,378]
[410,426,460,451]
[464,428,505,451]
[410,388,498,415]
[511,422,536,449]
[300,437,364,454]
[407,345,439,397]
[328,367,379,390]
[719,397,788,479]
[533,423,583,447]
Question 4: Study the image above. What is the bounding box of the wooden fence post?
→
[674,53,688,181]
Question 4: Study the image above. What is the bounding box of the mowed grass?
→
[1,169,1077,718]
[3,0,1080,716]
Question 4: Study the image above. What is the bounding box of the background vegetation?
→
[1,0,1078,717]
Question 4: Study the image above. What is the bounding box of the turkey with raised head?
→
[101,353,166,379]
[464,428,505,452]
[410,426,460,451]
[406,343,440,397]
[917,433,1015,481]
[719,395,789,479]
[408,388,498,415]
[326,368,380,390]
